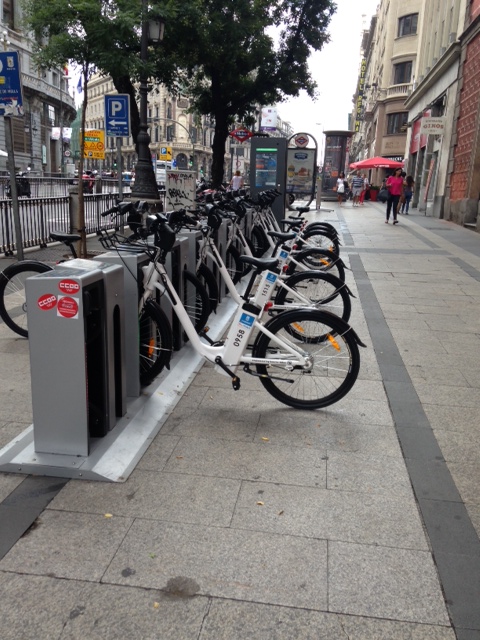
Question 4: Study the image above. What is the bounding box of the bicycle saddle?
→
[50,231,81,244]
[239,256,278,272]
[267,231,296,241]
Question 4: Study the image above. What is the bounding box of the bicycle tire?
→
[226,244,243,284]
[252,309,360,409]
[287,248,346,282]
[139,298,173,386]
[274,270,351,322]
[0,261,53,338]
[298,229,340,256]
[183,269,210,333]
[304,223,339,238]
[251,225,269,257]
[197,262,219,312]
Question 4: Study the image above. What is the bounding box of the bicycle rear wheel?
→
[274,270,351,322]
[183,269,210,333]
[251,225,269,257]
[139,299,173,386]
[253,309,360,409]
[226,245,243,284]
[298,230,340,256]
[0,261,53,338]
[197,262,219,312]
[286,249,346,282]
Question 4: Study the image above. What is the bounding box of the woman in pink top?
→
[385,168,404,224]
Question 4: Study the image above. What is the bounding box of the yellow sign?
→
[159,146,172,161]
[82,129,105,159]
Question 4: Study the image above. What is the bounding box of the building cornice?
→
[404,42,461,109]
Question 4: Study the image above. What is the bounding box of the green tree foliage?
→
[22,0,335,187]
[163,0,336,185]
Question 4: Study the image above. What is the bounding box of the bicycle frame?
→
[139,254,311,378]
[196,225,337,312]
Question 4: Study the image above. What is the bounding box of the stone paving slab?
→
[49,470,241,527]
[326,450,413,495]
[250,415,401,456]
[103,519,329,610]
[163,436,327,487]
[0,510,134,581]
[231,480,428,549]
[328,541,451,625]
[199,599,456,640]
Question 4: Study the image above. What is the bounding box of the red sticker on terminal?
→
[58,279,80,294]
[57,296,79,319]
[37,294,57,310]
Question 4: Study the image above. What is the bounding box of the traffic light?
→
[189,155,194,167]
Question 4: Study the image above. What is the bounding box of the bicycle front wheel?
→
[0,261,53,338]
[253,309,360,409]
[274,271,351,322]
[139,299,173,386]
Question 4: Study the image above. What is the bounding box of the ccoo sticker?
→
[37,293,57,310]
[58,279,80,295]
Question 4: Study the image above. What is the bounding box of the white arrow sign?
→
[109,120,127,126]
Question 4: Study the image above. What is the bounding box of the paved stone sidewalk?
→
[1,201,479,639]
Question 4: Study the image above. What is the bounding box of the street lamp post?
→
[130,5,165,202]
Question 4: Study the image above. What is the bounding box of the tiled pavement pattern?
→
[1,200,480,639]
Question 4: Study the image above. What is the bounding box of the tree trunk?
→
[211,115,229,188]
[112,75,140,150]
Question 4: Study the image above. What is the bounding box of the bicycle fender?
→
[293,249,348,270]
[253,308,367,350]
[1,260,54,280]
[144,298,174,367]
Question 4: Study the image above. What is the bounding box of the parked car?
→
[69,170,95,193]
[122,171,134,186]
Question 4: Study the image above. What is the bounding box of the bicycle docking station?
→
[0,230,239,482]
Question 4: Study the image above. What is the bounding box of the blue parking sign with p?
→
[105,94,130,137]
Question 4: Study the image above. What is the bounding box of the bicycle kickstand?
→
[214,357,241,390]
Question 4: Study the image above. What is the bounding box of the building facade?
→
[351,0,422,186]
[0,10,76,175]
[404,0,467,215]
[444,0,480,228]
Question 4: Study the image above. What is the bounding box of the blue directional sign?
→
[0,51,24,116]
[105,94,130,137]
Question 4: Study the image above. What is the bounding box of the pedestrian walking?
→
[385,167,404,224]
[335,171,346,205]
[359,173,369,205]
[396,171,407,215]
[351,172,364,207]
[401,175,415,214]
[230,170,244,191]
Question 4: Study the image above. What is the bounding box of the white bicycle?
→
[137,213,365,409]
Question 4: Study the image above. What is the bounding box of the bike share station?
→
[0,132,320,483]
[0,179,238,483]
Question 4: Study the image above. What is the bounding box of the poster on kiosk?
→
[249,136,287,223]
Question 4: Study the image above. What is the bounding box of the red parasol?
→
[350,156,404,170]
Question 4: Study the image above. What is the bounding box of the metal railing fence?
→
[0,193,121,256]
